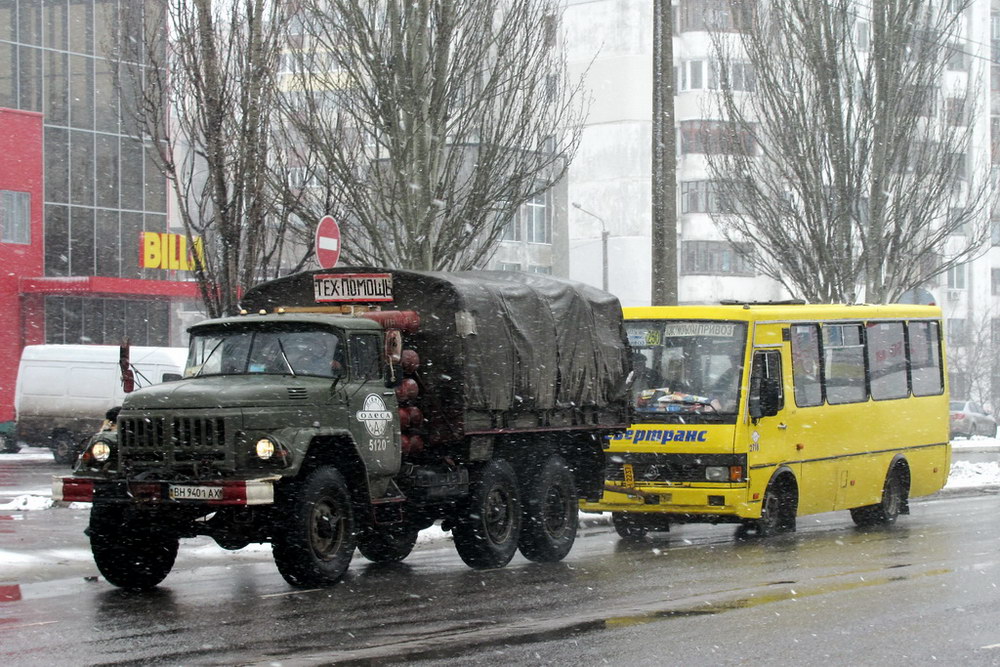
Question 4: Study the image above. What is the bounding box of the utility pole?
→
[651,0,677,305]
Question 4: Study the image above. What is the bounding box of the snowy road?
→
[0,442,997,664]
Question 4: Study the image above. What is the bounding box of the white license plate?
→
[168,485,223,501]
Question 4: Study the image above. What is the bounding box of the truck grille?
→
[120,415,229,467]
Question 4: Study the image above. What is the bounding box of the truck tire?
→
[89,505,178,589]
[453,460,522,569]
[52,433,79,465]
[518,455,578,562]
[357,521,420,563]
[272,466,356,587]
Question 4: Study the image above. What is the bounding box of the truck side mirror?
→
[749,376,781,420]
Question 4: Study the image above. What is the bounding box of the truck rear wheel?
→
[518,455,578,562]
[89,505,178,589]
[357,521,420,563]
[453,460,522,569]
[272,466,356,587]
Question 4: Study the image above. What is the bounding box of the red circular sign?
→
[314,215,341,268]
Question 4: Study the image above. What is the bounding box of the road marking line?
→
[980,643,1000,650]
[259,589,322,598]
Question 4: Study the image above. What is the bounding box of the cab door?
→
[345,332,401,478]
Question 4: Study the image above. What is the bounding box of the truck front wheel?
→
[453,460,522,569]
[89,505,178,589]
[272,466,356,587]
[518,455,578,562]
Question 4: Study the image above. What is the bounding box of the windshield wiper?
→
[194,339,226,377]
[275,338,297,376]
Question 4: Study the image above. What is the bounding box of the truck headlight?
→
[255,438,276,460]
[705,466,728,482]
[91,442,112,462]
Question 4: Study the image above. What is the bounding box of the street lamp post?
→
[572,202,609,292]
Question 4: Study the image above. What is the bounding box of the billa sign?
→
[141,232,205,271]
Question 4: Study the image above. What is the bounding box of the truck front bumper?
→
[52,475,280,506]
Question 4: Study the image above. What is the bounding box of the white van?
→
[14,345,188,464]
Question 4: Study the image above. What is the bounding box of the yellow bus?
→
[581,303,950,538]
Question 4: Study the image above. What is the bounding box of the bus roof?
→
[623,303,942,322]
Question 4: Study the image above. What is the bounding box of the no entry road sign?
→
[315,215,341,268]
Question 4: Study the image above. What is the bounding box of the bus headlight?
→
[256,438,276,460]
[705,466,729,482]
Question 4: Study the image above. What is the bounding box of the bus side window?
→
[790,324,822,407]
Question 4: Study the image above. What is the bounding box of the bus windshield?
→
[186,327,344,378]
[627,320,747,418]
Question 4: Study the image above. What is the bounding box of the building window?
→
[689,60,703,89]
[707,61,755,92]
[947,318,967,346]
[0,190,31,244]
[946,43,967,71]
[498,262,522,272]
[992,269,1000,295]
[528,265,552,275]
[679,0,755,33]
[680,180,741,214]
[524,190,551,244]
[855,20,870,52]
[946,98,968,126]
[680,120,755,155]
[947,264,966,289]
[44,296,170,346]
[682,240,755,276]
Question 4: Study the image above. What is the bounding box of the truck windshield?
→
[186,328,344,378]
[627,320,747,418]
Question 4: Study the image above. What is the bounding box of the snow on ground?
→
[0,446,53,463]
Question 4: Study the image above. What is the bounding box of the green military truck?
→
[55,268,631,589]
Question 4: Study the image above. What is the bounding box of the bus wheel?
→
[272,466,356,587]
[453,460,522,569]
[89,505,178,589]
[612,513,648,540]
[851,466,906,527]
[756,477,797,537]
[518,455,578,563]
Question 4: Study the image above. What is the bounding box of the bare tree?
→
[947,309,998,411]
[114,0,290,317]
[706,0,992,303]
[276,0,588,271]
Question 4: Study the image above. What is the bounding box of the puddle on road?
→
[329,566,954,665]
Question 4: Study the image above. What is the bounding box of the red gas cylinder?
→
[400,349,420,373]
[396,378,419,401]
[406,406,423,426]
[398,408,411,429]
[407,434,425,455]
[400,434,411,455]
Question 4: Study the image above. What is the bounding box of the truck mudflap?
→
[52,475,281,506]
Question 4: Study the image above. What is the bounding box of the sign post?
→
[314,215,342,269]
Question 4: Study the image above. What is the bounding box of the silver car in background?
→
[950,400,998,439]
